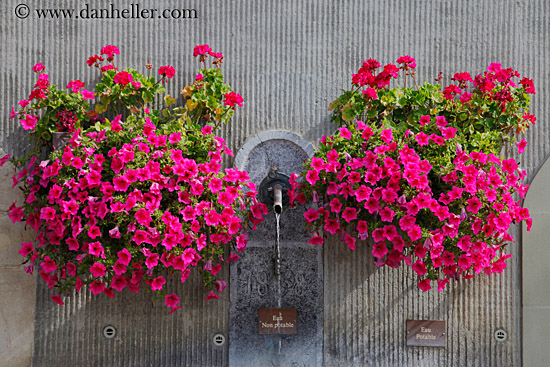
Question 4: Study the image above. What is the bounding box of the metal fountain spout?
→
[259,166,291,277]
[273,184,283,214]
[259,165,291,214]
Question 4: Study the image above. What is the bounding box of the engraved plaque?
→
[258,308,298,335]
[406,320,446,347]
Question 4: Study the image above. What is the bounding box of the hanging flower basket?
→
[290,56,535,292]
[5,45,267,311]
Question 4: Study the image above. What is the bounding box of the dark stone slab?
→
[229,243,323,367]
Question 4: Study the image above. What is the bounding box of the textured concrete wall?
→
[0,149,36,367]
[33,270,229,367]
[0,0,549,366]
[323,233,521,366]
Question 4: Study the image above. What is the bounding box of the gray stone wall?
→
[0,0,548,366]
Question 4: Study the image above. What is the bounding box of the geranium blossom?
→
[113,71,133,86]
[193,44,211,57]
[224,92,244,108]
[158,65,176,79]
[100,45,120,59]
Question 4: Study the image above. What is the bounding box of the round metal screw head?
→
[103,325,116,339]
[213,333,226,346]
[494,329,507,342]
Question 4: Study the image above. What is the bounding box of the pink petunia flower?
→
[90,262,106,277]
[135,208,152,227]
[20,114,37,130]
[415,132,429,146]
[324,218,340,234]
[19,242,34,257]
[345,234,356,250]
[305,170,319,185]
[517,139,527,154]
[308,235,324,246]
[341,207,357,223]
[41,256,57,273]
[372,242,388,259]
[150,276,166,291]
[114,249,130,267]
[435,116,448,128]
[110,275,128,292]
[51,295,64,305]
[329,198,342,213]
[419,115,431,126]
[165,293,180,308]
[89,280,105,295]
[205,290,219,300]
[339,127,352,139]
[437,278,449,292]
[380,129,394,144]
[8,202,24,223]
[418,279,431,292]
[412,260,427,276]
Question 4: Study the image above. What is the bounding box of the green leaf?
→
[164,95,176,107]
[342,106,356,122]
[367,109,378,119]
[143,91,154,103]
[328,100,340,111]
[380,95,392,106]
[95,103,108,114]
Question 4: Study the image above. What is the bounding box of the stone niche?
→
[230,131,323,367]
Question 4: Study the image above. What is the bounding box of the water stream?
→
[275,212,282,356]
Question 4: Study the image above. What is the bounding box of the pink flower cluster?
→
[101,45,120,60]
[158,65,176,80]
[55,110,78,132]
[11,117,266,310]
[11,62,95,132]
[291,121,531,292]
[352,57,535,118]
[193,44,224,66]
[352,58,401,89]
[224,91,244,109]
